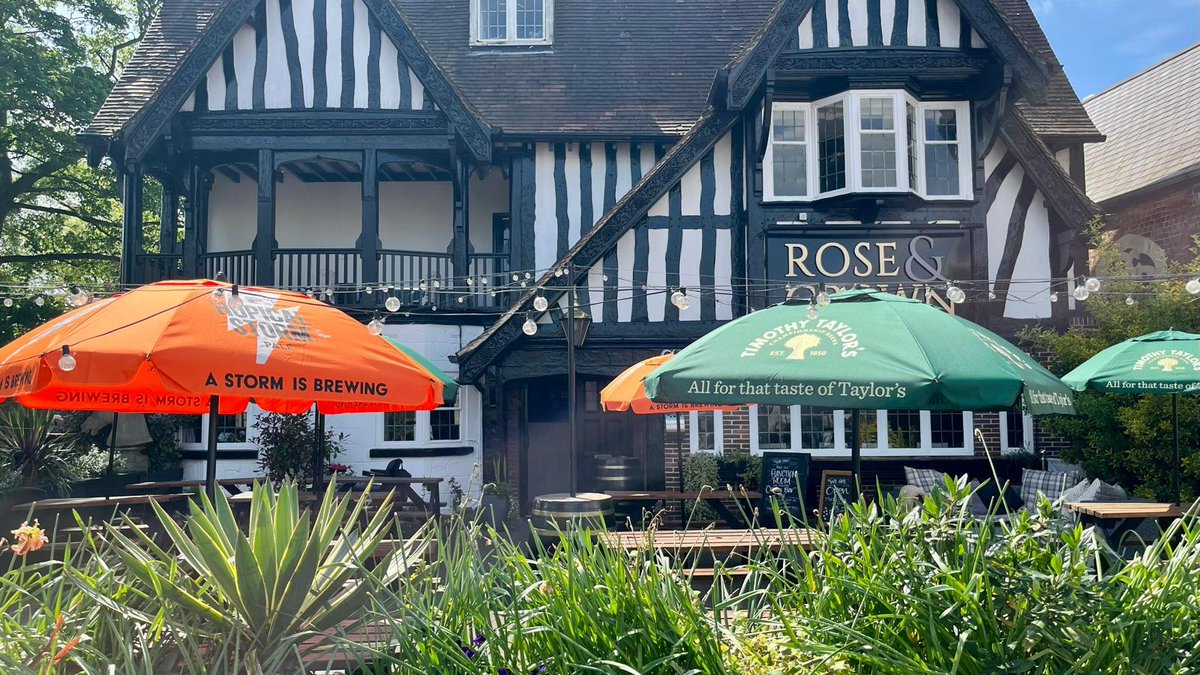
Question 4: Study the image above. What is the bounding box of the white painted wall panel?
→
[680,163,702,217]
[1006,192,1052,319]
[678,229,703,322]
[646,229,668,321]
[565,145,582,246]
[880,0,896,45]
[276,179,362,248]
[534,143,558,272]
[352,0,371,108]
[616,231,636,322]
[378,182,452,252]
[294,0,316,107]
[265,0,290,109]
[588,262,605,323]
[848,0,868,46]
[713,133,733,216]
[987,163,1023,286]
[233,25,257,108]
[825,0,840,46]
[797,11,814,49]
[937,0,960,48]
[324,0,343,107]
[908,0,926,46]
[208,174,257,252]
[590,145,607,227]
[379,38,402,109]
[714,228,734,320]
[205,63,225,111]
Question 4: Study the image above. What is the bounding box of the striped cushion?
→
[1021,469,1075,504]
[904,467,947,494]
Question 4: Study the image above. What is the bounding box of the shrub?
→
[0,406,79,495]
[252,412,346,482]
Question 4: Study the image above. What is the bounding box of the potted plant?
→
[253,413,347,484]
[480,457,514,528]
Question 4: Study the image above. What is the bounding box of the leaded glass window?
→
[858,97,898,188]
[799,407,835,450]
[758,405,791,450]
[770,108,808,198]
[924,108,961,196]
[384,412,417,442]
[817,101,847,193]
[929,411,965,448]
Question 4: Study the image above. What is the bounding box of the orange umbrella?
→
[601,355,738,414]
[0,279,449,490]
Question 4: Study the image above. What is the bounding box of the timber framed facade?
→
[86,0,1102,509]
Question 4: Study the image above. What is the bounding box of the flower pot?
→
[480,493,511,529]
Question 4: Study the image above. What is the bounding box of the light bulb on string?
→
[512,274,520,282]
[806,302,819,320]
[418,282,427,292]
[1073,285,1090,301]
[1084,277,1101,292]
[68,286,88,307]
[816,288,831,307]
[553,268,563,277]
[457,296,466,304]
[33,296,45,307]
[522,313,538,336]
[671,289,691,311]
[385,293,401,313]
[947,285,966,304]
[367,314,384,336]
[2,297,13,308]
[533,292,549,312]
[226,286,245,311]
[480,277,488,286]
[1050,291,1059,303]
[1187,278,1200,295]
[323,288,333,300]
[364,285,374,296]
[432,280,441,289]
[1126,295,1136,306]
[57,346,76,372]
[524,272,532,279]
[988,290,997,301]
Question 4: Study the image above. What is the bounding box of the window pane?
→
[480,0,507,40]
[696,412,716,452]
[817,102,846,193]
[515,0,544,40]
[430,407,461,441]
[929,412,964,448]
[924,109,958,142]
[1005,410,1026,450]
[850,410,878,449]
[860,132,898,188]
[886,410,921,449]
[925,145,960,196]
[179,416,202,444]
[385,412,416,442]
[217,415,246,443]
[758,405,791,450]
[859,97,894,131]
[906,103,919,188]
[772,109,806,142]
[799,407,835,450]
[772,144,807,197]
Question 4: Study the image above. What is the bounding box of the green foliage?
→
[73,445,127,479]
[252,413,346,483]
[681,452,719,521]
[0,406,78,495]
[1022,242,1200,500]
[140,414,183,472]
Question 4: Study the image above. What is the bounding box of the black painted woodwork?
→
[120,167,145,285]
[451,145,470,283]
[254,149,275,285]
[361,148,380,286]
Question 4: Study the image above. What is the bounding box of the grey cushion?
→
[1021,469,1076,504]
[1046,458,1087,485]
[1074,478,1128,502]
[1060,479,1093,505]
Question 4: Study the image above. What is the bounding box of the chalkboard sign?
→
[818,470,855,523]
[760,452,810,522]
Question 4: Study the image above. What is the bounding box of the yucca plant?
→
[105,480,429,671]
[0,406,78,496]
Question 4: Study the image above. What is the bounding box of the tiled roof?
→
[992,0,1102,141]
[1084,44,1200,204]
[84,0,229,138]
[86,0,1098,142]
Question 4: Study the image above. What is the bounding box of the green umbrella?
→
[1063,329,1200,503]
[644,289,1074,479]
[383,337,459,406]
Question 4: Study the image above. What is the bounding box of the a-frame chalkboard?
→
[818,470,855,523]
[760,452,810,524]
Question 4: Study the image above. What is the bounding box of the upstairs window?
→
[764,91,972,201]
[471,0,553,45]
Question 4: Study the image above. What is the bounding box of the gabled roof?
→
[83,0,494,162]
[86,0,1098,145]
[1084,44,1200,204]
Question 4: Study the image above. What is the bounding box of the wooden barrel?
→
[594,455,641,492]
[531,492,614,541]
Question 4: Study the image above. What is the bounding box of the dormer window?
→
[471,0,553,46]
[764,91,972,201]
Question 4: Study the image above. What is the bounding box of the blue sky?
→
[1030,0,1199,99]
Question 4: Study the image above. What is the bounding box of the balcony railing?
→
[132,249,510,310]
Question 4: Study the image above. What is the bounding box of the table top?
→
[603,528,815,553]
[127,478,263,490]
[1067,502,1185,519]
[334,476,443,485]
[607,490,762,501]
[15,493,193,511]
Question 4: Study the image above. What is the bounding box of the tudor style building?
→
[84,0,1101,507]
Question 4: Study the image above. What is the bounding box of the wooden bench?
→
[607,490,763,528]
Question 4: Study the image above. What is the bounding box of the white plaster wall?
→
[276,178,362,248]
[379,182,453,252]
[469,167,510,254]
[181,324,486,510]
[1006,193,1053,319]
[208,174,257,252]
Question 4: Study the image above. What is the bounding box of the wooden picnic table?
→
[13,493,193,526]
[607,490,762,528]
[332,476,444,517]
[1067,501,1186,543]
[127,477,264,497]
[603,527,815,556]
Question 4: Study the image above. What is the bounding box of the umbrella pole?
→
[850,410,862,495]
[312,409,326,492]
[1173,394,1181,505]
[205,396,219,499]
[106,413,119,479]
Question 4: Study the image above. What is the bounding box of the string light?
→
[3,298,13,308]
[533,291,549,312]
[364,285,374,295]
[1084,277,1101,293]
[1126,295,1136,306]
[1072,284,1090,301]
[1187,279,1200,295]
[522,312,538,336]
[226,285,245,311]
[815,286,831,307]
[1049,292,1059,303]
[57,345,76,372]
[367,314,384,335]
[670,288,690,311]
[806,302,819,320]
[68,286,88,307]
[947,284,966,304]
[385,291,401,313]
[988,291,997,301]
[32,296,44,307]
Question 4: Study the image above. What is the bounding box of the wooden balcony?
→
[131,249,511,311]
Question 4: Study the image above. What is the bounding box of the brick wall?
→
[1106,180,1200,264]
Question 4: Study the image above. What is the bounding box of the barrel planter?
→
[593,455,642,492]
[530,492,614,542]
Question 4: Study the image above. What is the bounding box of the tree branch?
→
[0,253,119,264]
[12,202,119,230]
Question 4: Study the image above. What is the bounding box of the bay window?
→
[764,91,972,201]
[750,406,973,456]
[471,0,553,45]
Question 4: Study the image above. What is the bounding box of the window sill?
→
[369,445,476,459]
[180,448,259,461]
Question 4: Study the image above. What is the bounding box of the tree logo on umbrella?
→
[740,320,861,360]
[1135,350,1200,373]
[214,291,315,365]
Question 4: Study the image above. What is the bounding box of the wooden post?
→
[120,165,144,285]
[160,179,179,256]
[254,149,276,286]
[360,149,380,287]
[451,145,470,286]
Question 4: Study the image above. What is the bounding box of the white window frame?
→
[379,389,471,448]
[1000,410,1035,454]
[749,405,973,457]
[178,410,256,452]
[763,91,973,202]
[469,0,554,46]
[689,411,724,454]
